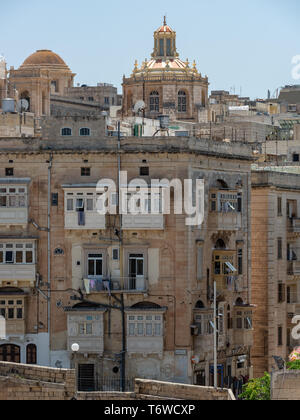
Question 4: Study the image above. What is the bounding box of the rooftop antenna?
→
[164,14,167,25]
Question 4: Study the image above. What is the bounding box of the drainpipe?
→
[48,154,53,366]
[117,122,126,392]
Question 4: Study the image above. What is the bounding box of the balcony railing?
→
[287,261,300,276]
[83,276,148,294]
[288,218,300,233]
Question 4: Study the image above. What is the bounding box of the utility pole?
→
[213,280,217,389]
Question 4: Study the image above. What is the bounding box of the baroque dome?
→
[21,50,70,70]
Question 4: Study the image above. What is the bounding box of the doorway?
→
[78,364,96,392]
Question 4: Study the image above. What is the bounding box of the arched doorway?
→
[0,344,20,363]
[26,344,37,365]
[20,91,30,112]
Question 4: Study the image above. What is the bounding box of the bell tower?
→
[152,17,178,59]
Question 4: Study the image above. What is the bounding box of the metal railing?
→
[77,376,135,392]
[82,276,148,294]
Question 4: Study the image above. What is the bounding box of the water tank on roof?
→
[2,98,15,113]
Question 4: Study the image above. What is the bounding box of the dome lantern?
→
[152,16,178,59]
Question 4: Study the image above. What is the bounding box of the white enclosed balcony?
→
[0,180,30,226]
[0,241,36,287]
[63,185,106,230]
[66,308,106,355]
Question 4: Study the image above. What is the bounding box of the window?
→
[278,238,283,260]
[293,154,300,162]
[127,314,163,337]
[238,249,243,275]
[51,193,58,206]
[112,248,119,261]
[88,97,94,102]
[5,168,14,177]
[0,344,20,363]
[0,299,24,321]
[0,187,26,208]
[104,97,109,105]
[66,192,97,212]
[88,254,103,279]
[278,197,282,216]
[140,167,149,176]
[61,128,72,136]
[210,191,241,213]
[159,39,164,56]
[79,323,93,335]
[278,283,285,303]
[236,311,243,329]
[278,326,283,346]
[178,91,187,113]
[26,344,37,365]
[81,167,91,177]
[149,91,160,112]
[79,128,91,137]
[166,39,171,56]
[0,243,34,265]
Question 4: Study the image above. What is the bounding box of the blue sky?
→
[1,0,300,99]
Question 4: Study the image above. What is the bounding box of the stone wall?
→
[0,361,236,400]
[0,361,75,400]
[272,370,300,400]
[134,379,235,401]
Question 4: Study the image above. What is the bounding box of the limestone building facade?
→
[0,132,254,390]
[251,168,300,377]
[122,19,209,122]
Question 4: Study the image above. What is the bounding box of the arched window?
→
[149,91,160,112]
[215,239,226,249]
[0,344,20,363]
[216,179,229,189]
[195,300,205,309]
[26,344,37,365]
[61,128,72,136]
[235,298,244,306]
[20,91,30,112]
[178,91,187,113]
[79,128,91,137]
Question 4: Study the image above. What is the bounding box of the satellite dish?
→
[17,99,29,113]
[133,100,146,114]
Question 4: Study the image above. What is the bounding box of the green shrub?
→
[240,373,271,400]
[287,360,300,370]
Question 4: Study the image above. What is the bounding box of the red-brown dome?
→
[21,50,70,69]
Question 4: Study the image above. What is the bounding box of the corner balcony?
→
[82,276,148,294]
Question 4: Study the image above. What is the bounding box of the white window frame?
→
[127,313,163,338]
[0,186,27,209]
[0,243,35,265]
[65,192,97,213]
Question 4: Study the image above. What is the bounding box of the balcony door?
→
[88,254,103,280]
[129,254,144,290]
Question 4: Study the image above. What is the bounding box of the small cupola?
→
[152,17,178,59]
